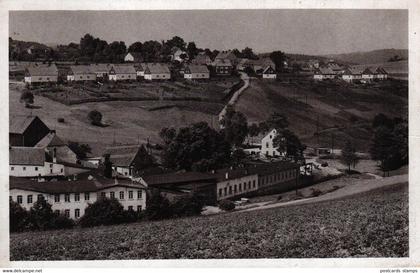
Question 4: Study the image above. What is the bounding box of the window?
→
[244,182,247,190]
[23,166,26,171]
[128,206,133,211]
[75,209,80,219]
[253,180,256,188]
[61,168,63,173]
[17,195,23,204]
[74,193,80,202]
[54,210,60,215]
[35,167,38,171]
[54,194,60,202]
[137,190,142,199]
[11,166,14,171]
[50,164,53,168]
[64,209,70,218]
[65,194,70,202]
[119,191,124,200]
[27,195,33,204]
[37,194,43,201]
[248,181,251,189]
[101,192,106,198]
[129,191,133,199]
[234,185,237,193]
[137,205,142,212]
[239,184,242,192]
[266,143,269,148]
[84,192,90,201]
[219,188,223,197]
[110,192,115,199]
[224,187,227,195]
[9,196,12,202]
[228,186,232,195]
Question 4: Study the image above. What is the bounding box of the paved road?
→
[218,72,250,125]
[236,174,408,213]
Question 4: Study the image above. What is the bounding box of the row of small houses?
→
[313,65,388,82]
[9,115,300,219]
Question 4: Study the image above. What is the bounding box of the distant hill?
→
[323,49,408,65]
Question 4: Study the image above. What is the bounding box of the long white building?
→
[10,172,147,220]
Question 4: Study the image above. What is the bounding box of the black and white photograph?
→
[1,0,418,269]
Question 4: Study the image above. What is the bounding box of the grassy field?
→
[235,78,407,151]
[10,183,408,260]
[9,83,222,155]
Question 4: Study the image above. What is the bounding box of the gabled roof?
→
[110,65,137,74]
[185,65,209,74]
[9,170,146,194]
[143,171,217,186]
[144,63,171,74]
[192,54,212,65]
[215,50,237,60]
[90,64,111,72]
[103,145,141,167]
[212,58,232,67]
[362,67,374,75]
[263,65,276,74]
[35,132,66,148]
[10,116,47,134]
[69,65,95,75]
[126,52,143,60]
[315,66,335,75]
[343,66,365,75]
[25,64,58,76]
[327,63,343,71]
[10,147,46,166]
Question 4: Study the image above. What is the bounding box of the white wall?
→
[10,162,65,177]
[261,129,284,157]
[144,73,171,80]
[263,74,276,79]
[184,73,210,80]
[216,174,258,200]
[25,75,58,84]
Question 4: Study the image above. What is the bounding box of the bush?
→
[145,191,173,220]
[218,199,235,211]
[10,200,29,232]
[88,110,103,126]
[28,197,55,231]
[171,194,205,217]
[79,197,125,227]
[50,214,75,230]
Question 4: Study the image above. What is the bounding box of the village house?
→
[124,52,143,63]
[313,66,336,80]
[215,50,238,66]
[24,64,58,84]
[34,131,78,165]
[67,65,97,82]
[341,66,364,82]
[90,64,111,79]
[262,65,277,79]
[191,53,212,66]
[327,62,345,75]
[212,58,233,75]
[372,66,388,80]
[361,67,375,81]
[9,146,66,177]
[143,63,171,81]
[103,144,154,178]
[243,129,286,158]
[9,171,147,220]
[10,115,51,147]
[108,65,137,81]
[184,64,210,80]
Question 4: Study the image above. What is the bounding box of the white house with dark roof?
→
[243,129,286,158]
[143,63,171,81]
[24,64,58,84]
[262,65,277,79]
[342,66,364,82]
[361,67,375,81]
[9,171,147,219]
[67,65,97,82]
[184,65,210,80]
[108,65,137,81]
[191,53,212,66]
[35,131,78,165]
[212,58,233,75]
[313,67,336,80]
[9,146,66,177]
[90,64,111,78]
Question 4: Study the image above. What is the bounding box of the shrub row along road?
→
[218,72,250,124]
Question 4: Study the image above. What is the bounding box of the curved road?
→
[218,72,250,126]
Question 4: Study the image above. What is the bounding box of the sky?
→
[9,9,408,55]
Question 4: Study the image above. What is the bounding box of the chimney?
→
[52,148,57,163]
